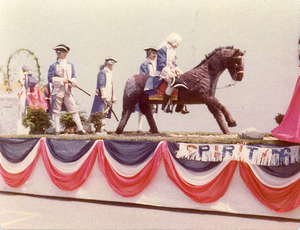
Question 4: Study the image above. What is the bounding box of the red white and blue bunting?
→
[0,137,300,213]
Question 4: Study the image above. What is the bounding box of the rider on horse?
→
[156,33,188,113]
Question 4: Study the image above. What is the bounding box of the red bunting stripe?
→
[40,139,98,191]
[162,141,237,203]
[0,140,41,188]
[239,161,300,212]
[97,141,163,197]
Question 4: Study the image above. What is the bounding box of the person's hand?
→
[63,79,68,84]
[71,82,76,87]
[102,97,107,102]
[113,99,117,104]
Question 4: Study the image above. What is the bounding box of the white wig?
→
[166,33,182,46]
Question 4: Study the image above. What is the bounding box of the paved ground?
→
[0,192,300,230]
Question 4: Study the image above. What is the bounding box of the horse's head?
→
[226,49,245,82]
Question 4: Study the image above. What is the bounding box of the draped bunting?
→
[0,137,300,213]
[98,140,163,197]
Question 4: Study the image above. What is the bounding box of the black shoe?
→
[78,130,87,135]
[181,110,190,114]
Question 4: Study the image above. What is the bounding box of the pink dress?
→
[271,76,300,143]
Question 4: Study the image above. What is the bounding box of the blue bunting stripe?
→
[102,140,163,177]
[43,140,98,173]
[45,139,96,163]
[167,142,221,172]
[0,137,39,163]
[103,140,160,165]
[0,139,41,173]
[247,163,300,189]
[259,163,300,178]
[166,146,233,186]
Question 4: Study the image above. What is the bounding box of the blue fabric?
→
[144,76,162,95]
[167,142,221,172]
[259,164,300,178]
[139,61,150,75]
[46,139,95,163]
[0,138,39,163]
[156,46,167,72]
[47,61,76,115]
[90,69,110,116]
[103,140,159,165]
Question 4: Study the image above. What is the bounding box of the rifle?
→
[106,102,119,122]
[54,74,91,96]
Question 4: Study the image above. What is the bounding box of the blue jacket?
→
[139,61,150,75]
[90,68,112,118]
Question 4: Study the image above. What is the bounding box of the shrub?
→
[275,113,285,125]
[22,108,51,134]
[60,111,87,133]
[90,112,105,132]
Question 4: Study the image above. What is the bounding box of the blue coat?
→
[47,61,76,114]
[90,68,112,118]
[156,45,177,72]
[139,61,150,75]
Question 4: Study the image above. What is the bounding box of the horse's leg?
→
[115,109,133,134]
[201,94,237,128]
[207,105,230,134]
[139,102,158,133]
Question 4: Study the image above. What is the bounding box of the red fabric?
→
[239,161,300,212]
[271,76,300,143]
[40,139,98,191]
[27,86,48,110]
[97,141,163,197]
[0,141,41,188]
[162,141,237,203]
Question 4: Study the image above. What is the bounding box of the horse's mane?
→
[193,46,234,69]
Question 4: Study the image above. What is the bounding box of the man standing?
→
[91,57,117,132]
[136,47,157,132]
[48,44,86,135]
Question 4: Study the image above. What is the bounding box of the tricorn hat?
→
[105,57,117,65]
[53,44,70,52]
[144,46,158,52]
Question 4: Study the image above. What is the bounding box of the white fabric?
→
[72,113,83,131]
[169,149,232,186]
[0,139,41,173]
[146,58,157,76]
[248,163,300,188]
[44,139,98,173]
[100,67,114,101]
[102,140,163,177]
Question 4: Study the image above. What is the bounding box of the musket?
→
[106,101,119,122]
[67,80,91,96]
[54,74,91,96]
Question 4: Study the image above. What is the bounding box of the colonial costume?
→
[48,44,85,135]
[157,33,183,113]
[139,46,158,76]
[136,47,158,132]
[91,57,117,131]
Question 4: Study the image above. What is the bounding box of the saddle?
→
[145,76,187,102]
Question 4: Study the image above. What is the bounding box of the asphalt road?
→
[0,192,300,230]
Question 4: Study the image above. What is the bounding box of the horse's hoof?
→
[228,121,237,127]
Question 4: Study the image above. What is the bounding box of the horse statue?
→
[116,46,245,134]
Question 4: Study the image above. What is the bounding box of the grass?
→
[0,132,293,146]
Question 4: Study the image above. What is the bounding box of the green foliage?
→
[90,112,105,132]
[275,113,285,125]
[0,48,41,92]
[22,108,51,134]
[60,111,87,129]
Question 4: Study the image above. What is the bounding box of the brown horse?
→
[116,46,245,134]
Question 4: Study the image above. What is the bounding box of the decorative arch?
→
[0,48,41,93]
